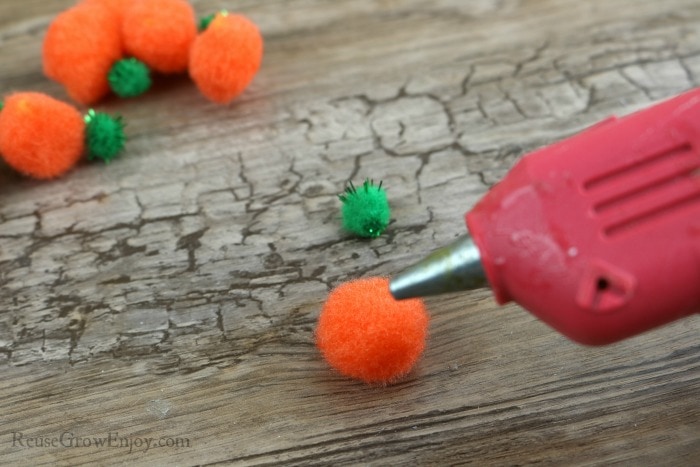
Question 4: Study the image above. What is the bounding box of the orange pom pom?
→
[0,93,85,179]
[189,13,264,104]
[43,2,123,105]
[122,0,197,73]
[316,277,429,384]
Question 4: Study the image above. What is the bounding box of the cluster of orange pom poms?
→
[43,0,263,105]
[316,277,430,384]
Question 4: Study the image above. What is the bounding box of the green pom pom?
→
[339,179,390,238]
[84,109,126,163]
[199,13,216,32]
[108,58,151,98]
[199,10,228,31]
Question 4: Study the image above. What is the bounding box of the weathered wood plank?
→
[0,0,698,465]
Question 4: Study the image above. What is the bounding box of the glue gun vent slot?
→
[584,143,693,191]
[584,143,700,237]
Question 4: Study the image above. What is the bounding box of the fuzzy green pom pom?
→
[108,58,152,98]
[84,109,126,163]
[339,179,390,238]
[199,13,217,32]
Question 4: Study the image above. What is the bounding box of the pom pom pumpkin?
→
[189,12,263,104]
[0,93,85,179]
[316,277,429,384]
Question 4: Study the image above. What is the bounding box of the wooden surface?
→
[1,0,699,465]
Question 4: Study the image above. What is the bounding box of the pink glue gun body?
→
[468,89,700,344]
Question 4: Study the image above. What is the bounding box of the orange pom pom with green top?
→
[122,0,197,73]
[43,2,123,105]
[0,93,84,179]
[316,277,429,384]
[189,12,264,104]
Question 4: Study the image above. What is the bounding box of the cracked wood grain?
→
[0,0,699,465]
